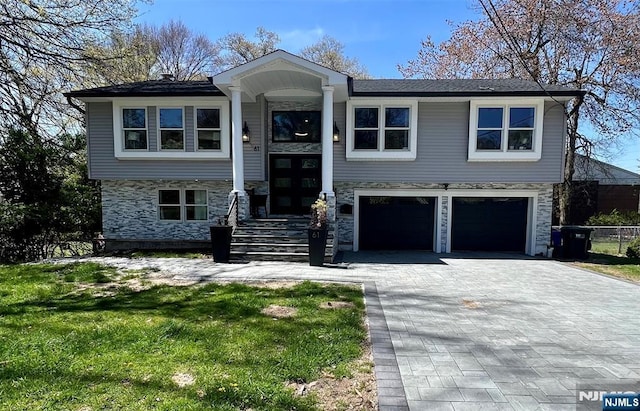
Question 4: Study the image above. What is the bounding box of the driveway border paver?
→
[365,281,410,410]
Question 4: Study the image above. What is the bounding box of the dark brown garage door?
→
[451,197,528,252]
[359,196,435,250]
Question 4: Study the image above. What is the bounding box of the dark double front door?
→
[269,154,322,215]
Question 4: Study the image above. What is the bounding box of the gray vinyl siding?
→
[148,107,157,151]
[87,101,233,180]
[332,101,347,171]
[334,101,565,184]
[185,106,194,152]
[242,101,263,180]
[88,99,565,183]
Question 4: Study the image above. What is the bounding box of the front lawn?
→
[0,263,369,410]
[575,242,640,282]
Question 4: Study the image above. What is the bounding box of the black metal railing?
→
[225,192,239,232]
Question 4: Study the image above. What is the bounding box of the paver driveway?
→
[353,253,640,410]
[66,253,640,410]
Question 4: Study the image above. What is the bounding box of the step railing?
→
[224,192,239,232]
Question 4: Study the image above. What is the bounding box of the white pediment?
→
[211,50,349,102]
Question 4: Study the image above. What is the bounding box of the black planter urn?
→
[210,225,233,263]
[308,228,328,266]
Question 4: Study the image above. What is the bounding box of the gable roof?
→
[212,49,349,84]
[351,78,582,98]
[64,79,223,98]
[573,154,640,185]
[210,49,350,102]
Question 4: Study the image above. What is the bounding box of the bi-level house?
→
[66,50,583,260]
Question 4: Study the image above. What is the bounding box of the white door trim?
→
[352,188,540,256]
[353,189,444,252]
[446,189,539,255]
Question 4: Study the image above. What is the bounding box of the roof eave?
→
[64,91,225,99]
[350,90,585,98]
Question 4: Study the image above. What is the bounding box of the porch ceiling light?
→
[333,121,340,142]
[242,121,250,143]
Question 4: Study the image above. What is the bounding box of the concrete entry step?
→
[231,217,334,263]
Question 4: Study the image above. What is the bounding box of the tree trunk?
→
[559,96,583,225]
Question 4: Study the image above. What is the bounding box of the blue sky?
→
[137,0,639,172]
[136,0,476,79]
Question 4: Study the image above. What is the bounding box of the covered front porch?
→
[211,50,349,222]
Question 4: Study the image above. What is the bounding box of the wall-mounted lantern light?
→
[242,121,250,143]
[332,121,340,142]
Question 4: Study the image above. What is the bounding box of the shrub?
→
[0,130,101,263]
[587,209,640,226]
[627,237,640,260]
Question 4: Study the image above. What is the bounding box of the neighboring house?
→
[559,154,640,224]
[65,50,583,258]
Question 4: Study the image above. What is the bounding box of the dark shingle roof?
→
[66,78,583,98]
[65,80,223,98]
[351,78,583,97]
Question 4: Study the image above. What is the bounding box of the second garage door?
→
[451,197,528,252]
[359,196,435,250]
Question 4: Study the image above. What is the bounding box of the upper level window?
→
[122,108,147,150]
[347,100,418,161]
[272,111,321,142]
[196,108,221,150]
[353,108,378,149]
[468,99,544,162]
[158,108,184,150]
[112,98,230,159]
[384,108,410,149]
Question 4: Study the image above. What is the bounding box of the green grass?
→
[126,250,209,259]
[0,263,367,410]
[590,240,630,256]
[575,241,640,282]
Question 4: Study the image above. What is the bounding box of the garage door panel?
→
[452,197,527,252]
[359,196,435,250]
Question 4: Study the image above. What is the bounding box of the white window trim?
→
[468,98,544,162]
[184,188,209,222]
[157,188,209,222]
[346,99,418,161]
[158,188,182,221]
[194,107,223,152]
[112,97,230,160]
[121,107,149,151]
[157,107,185,151]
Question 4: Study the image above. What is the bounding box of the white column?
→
[229,86,245,193]
[321,86,335,196]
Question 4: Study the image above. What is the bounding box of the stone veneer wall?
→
[333,182,554,255]
[102,180,232,240]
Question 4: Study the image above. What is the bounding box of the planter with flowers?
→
[308,198,328,266]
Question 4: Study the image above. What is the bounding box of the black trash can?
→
[560,226,592,260]
[210,225,233,263]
